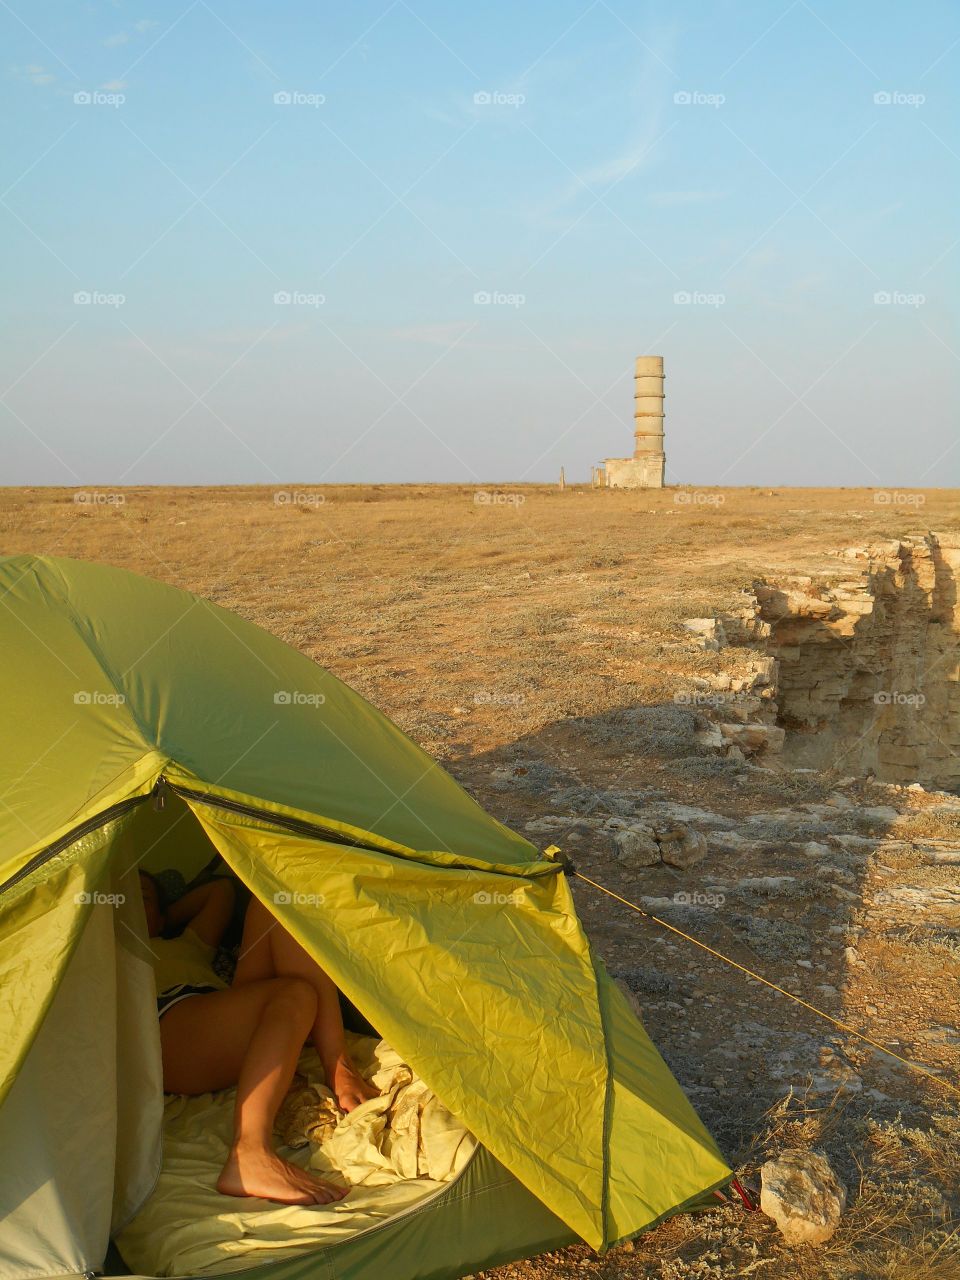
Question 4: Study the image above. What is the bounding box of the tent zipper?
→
[1,774,515,899]
[163,779,389,852]
[0,794,148,897]
[0,776,423,899]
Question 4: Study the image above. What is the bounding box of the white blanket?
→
[115,1036,475,1276]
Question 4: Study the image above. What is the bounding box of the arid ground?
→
[4,484,960,1280]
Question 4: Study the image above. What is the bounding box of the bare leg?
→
[160,978,346,1204]
[234,897,378,1111]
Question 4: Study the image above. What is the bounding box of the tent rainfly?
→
[0,555,732,1280]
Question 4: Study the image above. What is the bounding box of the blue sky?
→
[2,1,957,485]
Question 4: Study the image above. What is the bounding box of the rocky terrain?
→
[2,484,959,1279]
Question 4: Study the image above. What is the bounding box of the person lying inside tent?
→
[139,870,378,1206]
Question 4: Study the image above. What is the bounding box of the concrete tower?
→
[599,355,666,488]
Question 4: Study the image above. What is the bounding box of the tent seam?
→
[590,949,615,1251]
[180,787,561,881]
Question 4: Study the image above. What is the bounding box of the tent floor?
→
[111,1039,477,1277]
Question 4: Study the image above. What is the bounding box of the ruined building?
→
[596,355,666,488]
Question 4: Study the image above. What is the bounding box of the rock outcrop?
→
[683,533,960,789]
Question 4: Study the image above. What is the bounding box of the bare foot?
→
[217,1142,347,1205]
[331,1053,379,1112]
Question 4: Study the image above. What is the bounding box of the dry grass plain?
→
[3,483,960,1280]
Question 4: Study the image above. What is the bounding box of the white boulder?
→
[656,824,708,869]
[612,825,661,869]
[760,1149,846,1246]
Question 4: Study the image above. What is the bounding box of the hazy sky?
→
[2,1,957,486]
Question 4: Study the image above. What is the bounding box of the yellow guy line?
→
[574,871,960,1102]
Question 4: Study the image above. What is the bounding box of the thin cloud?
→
[539,27,680,215]
[13,63,57,86]
[104,32,131,47]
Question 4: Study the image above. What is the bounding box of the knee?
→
[268,976,318,1026]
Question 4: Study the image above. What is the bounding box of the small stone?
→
[695,724,725,751]
[802,840,831,858]
[760,1149,846,1246]
[657,824,708,869]
[718,722,786,754]
[613,825,661,869]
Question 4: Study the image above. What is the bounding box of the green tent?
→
[0,554,731,1280]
